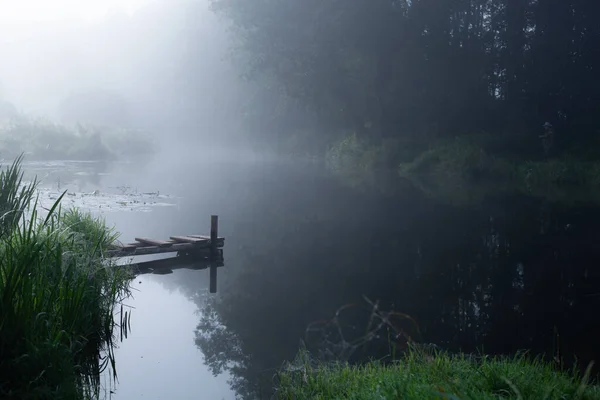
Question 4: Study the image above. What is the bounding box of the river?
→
[21,146,600,399]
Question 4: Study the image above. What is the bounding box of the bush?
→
[399,138,514,182]
[517,158,600,187]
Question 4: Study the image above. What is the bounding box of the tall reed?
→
[0,156,131,399]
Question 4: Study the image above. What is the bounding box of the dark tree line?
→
[211,0,600,151]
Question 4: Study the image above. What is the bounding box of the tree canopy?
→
[212,0,600,149]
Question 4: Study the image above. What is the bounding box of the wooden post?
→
[210,215,218,259]
[209,264,217,293]
[209,215,218,293]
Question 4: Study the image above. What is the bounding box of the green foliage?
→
[396,139,600,204]
[214,0,600,147]
[399,138,514,182]
[0,154,38,239]
[517,159,600,188]
[212,0,406,135]
[0,156,131,399]
[276,349,600,400]
[325,134,385,189]
[326,133,429,189]
[326,134,369,175]
[325,132,600,204]
[0,114,154,161]
[211,0,600,205]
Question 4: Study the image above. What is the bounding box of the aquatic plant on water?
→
[0,155,132,399]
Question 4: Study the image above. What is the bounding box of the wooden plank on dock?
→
[189,235,210,240]
[109,242,141,251]
[170,235,208,244]
[106,242,209,258]
[188,235,226,246]
[189,234,225,242]
[135,237,174,247]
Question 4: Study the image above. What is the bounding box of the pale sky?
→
[0,0,152,22]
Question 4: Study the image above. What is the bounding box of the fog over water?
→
[4,0,600,398]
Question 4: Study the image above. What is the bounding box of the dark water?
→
[24,152,600,399]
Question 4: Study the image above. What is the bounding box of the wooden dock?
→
[106,236,224,258]
[107,215,224,293]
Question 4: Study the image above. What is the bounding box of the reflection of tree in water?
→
[195,296,423,398]
[304,297,421,363]
[195,299,260,399]
[188,172,600,399]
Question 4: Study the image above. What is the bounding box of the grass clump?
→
[0,155,132,399]
[276,348,600,400]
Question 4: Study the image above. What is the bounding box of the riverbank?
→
[0,115,154,162]
[276,349,600,399]
[325,133,600,204]
[0,156,132,399]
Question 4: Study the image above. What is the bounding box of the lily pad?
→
[15,160,181,213]
[35,186,180,213]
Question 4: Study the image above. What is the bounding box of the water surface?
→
[23,151,600,399]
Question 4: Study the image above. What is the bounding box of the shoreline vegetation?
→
[0,155,132,399]
[0,114,155,162]
[273,298,600,399]
[325,132,600,205]
[276,348,600,400]
[210,0,600,207]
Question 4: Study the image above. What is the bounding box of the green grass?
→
[0,114,154,161]
[276,349,600,400]
[0,155,132,399]
[0,154,38,238]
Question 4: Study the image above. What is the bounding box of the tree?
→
[210,0,600,148]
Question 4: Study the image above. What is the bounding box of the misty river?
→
[22,149,600,400]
